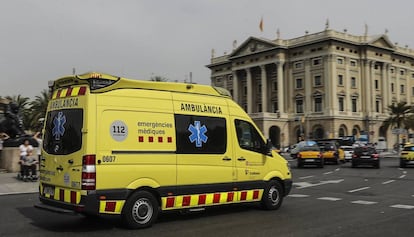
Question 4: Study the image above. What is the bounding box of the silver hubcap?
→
[268,186,280,205]
[132,198,153,224]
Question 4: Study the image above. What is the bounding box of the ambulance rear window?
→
[43,109,83,155]
[175,114,226,154]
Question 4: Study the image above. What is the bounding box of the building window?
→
[230,89,233,96]
[312,58,322,66]
[338,97,344,111]
[390,68,395,74]
[374,64,379,70]
[294,61,303,69]
[296,99,304,113]
[400,85,405,94]
[351,77,356,88]
[314,97,322,112]
[337,57,344,65]
[375,80,379,90]
[296,78,303,89]
[338,75,344,86]
[258,103,262,112]
[412,73,414,79]
[272,101,279,113]
[376,100,381,113]
[314,75,322,86]
[350,60,357,67]
[258,84,262,94]
[244,86,247,95]
[412,87,414,95]
[400,70,405,75]
[391,83,395,93]
[216,78,221,83]
[352,98,357,112]
[273,80,277,91]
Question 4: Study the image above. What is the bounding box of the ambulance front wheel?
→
[122,190,159,229]
[261,180,283,210]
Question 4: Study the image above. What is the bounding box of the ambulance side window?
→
[235,119,265,153]
[175,114,227,154]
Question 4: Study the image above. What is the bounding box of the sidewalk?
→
[0,171,38,196]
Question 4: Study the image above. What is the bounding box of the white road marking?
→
[382,180,396,185]
[351,200,378,205]
[317,197,342,201]
[399,175,406,179]
[390,204,414,210]
[403,171,407,174]
[335,168,340,172]
[348,187,370,193]
[288,194,310,198]
[323,171,333,175]
[294,179,344,189]
[298,175,314,180]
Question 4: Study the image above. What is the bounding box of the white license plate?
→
[361,156,371,159]
[305,159,315,162]
[408,160,414,164]
[43,186,55,196]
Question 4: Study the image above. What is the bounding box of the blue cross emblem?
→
[188,121,208,147]
[52,112,66,140]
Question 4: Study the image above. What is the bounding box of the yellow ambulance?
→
[35,72,292,228]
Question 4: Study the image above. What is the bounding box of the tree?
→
[28,89,50,132]
[150,75,168,82]
[381,101,413,151]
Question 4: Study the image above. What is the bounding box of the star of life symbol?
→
[188,121,208,147]
[52,112,66,140]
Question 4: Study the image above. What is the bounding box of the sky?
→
[1,0,414,99]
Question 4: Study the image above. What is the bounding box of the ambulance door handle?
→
[68,159,74,164]
[237,157,246,161]
[222,157,232,161]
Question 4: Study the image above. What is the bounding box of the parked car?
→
[295,141,324,168]
[351,146,380,168]
[400,144,414,168]
[340,146,354,162]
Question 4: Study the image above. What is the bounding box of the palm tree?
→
[381,101,413,151]
[150,75,168,82]
[29,89,50,132]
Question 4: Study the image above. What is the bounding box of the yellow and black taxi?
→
[295,141,324,168]
[316,140,344,164]
[400,143,414,168]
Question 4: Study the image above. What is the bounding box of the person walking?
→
[0,132,10,160]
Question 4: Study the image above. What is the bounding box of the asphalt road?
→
[0,157,413,237]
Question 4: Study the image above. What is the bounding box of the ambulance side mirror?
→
[264,139,273,156]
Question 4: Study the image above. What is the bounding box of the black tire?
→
[296,160,302,168]
[261,180,283,210]
[319,159,324,168]
[351,161,356,168]
[375,162,380,169]
[400,159,406,168]
[122,190,159,229]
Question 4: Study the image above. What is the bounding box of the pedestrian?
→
[19,139,36,181]
[33,132,42,161]
[0,132,10,160]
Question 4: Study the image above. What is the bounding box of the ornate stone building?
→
[206,28,414,149]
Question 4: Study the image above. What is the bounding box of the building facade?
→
[207,29,414,149]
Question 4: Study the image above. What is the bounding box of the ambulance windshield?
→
[43,109,83,155]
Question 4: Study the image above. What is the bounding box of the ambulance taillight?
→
[82,155,96,190]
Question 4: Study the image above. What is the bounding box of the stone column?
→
[345,57,350,112]
[304,59,311,113]
[381,63,388,112]
[363,60,372,113]
[246,68,253,114]
[370,61,376,114]
[277,61,285,113]
[260,65,267,113]
[232,71,239,104]
[395,67,400,102]
[329,55,337,114]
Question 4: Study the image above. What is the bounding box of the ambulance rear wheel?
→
[261,180,283,210]
[122,190,159,229]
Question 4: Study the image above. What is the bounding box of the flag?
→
[259,17,263,32]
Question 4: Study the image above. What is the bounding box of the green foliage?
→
[1,90,50,133]
[150,75,168,82]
